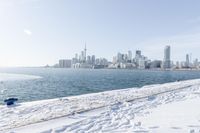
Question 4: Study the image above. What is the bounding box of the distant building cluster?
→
[175,54,199,70]
[109,50,148,69]
[56,45,108,69]
[53,45,200,70]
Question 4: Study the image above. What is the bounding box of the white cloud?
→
[24,29,32,36]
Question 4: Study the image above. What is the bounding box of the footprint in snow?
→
[171,126,182,130]
[188,125,200,128]
[148,126,159,129]
[133,130,149,133]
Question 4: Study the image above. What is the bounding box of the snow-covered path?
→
[2,79,200,133]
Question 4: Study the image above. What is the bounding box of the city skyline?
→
[57,44,199,70]
[1,0,200,66]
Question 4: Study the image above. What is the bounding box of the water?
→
[1,68,200,104]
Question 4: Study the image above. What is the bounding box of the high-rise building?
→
[135,50,141,58]
[91,55,96,65]
[84,44,87,62]
[81,51,85,62]
[117,52,123,63]
[75,53,78,60]
[194,58,199,68]
[72,53,79,64]
[124,54,128,62]
[87,56,91,64]
[128,51,132,61]
[176,61,180,69]
[138,58,145,69]
[135,50,142,67]
[163,45,171,69]
[59,59,72,68]
[186,54,190,68]
[112,56,117,64]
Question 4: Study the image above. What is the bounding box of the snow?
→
[135,97,200,132]
[0,73,42,81]
[1,79,200,133]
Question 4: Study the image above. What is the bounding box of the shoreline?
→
[1,79,200,132]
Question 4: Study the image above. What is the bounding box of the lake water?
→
[1,68,200,104]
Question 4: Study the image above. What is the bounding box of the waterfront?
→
[2,78,200,132]
[1,68,200,104]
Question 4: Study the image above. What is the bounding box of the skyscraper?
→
[117,52,123,63]
[186,54,190,68]
[91,55,96,65]
[81,51,85,62]
[87,55,91,64]
[128,50,132,61]
[163,45,171,69]
[84,43,87,62]
[135,50,141,59]
[75,53,78,60]
[59,59,72,68]
[135,50,142,67]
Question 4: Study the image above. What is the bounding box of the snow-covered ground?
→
[2,79,200,133]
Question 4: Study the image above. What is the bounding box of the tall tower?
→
[163,45,171,69]
[84,43,87,63]
[186,54,190,68]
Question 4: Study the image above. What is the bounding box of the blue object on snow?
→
[4,98,18,105]
[148,95,156,101]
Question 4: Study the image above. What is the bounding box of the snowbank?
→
[2,79,200,133]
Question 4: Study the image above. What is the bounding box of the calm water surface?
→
[1,68,200,104]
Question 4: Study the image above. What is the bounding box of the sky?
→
[1,0,200,67]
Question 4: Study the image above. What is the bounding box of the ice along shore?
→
[2,79,200,133]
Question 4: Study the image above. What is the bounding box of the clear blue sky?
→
[0,0,200,67]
